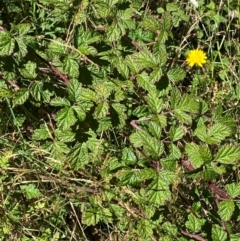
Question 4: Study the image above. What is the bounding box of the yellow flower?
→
[186,49,207,67]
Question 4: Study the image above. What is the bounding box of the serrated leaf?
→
[78,43,97,55]
[215,145,240,164]
[120,170,142,186]
[195,124,207,142]
[63,57,79,78]
[174,109,192,124]
[230,233,240,241]
[55,107,77,130]
[152,115,167,127]
[218,200,234,221]
[82,209,101,226]
[169,126,184,141]
[141,15,161,31]
[171,88,181,109]
[15,37,28,57]
[185,143,204,168]
[129,131,143,148]
[54,129,75,142]
[116,61,129,79]
[12,23,31,36]
[146,176,171,205]
[107,22,122,42]
[140,132,164,158]
[202,167,220,180]
[168,143,181,159]
[149,68,163,83]
[0,30,15,56]
[225,183,240,199]
[72,105,87,121]
[50,97,71,106]
[137,72,155,92]
[161,12,172,30]
[30,81,43,101]
[13,88,29,106]
[20,184,42,200]
[167,67,186,82]
[122,147,137,165]
[32,128,50,140]
[48,39,67,55]
[19,61,37,79]
[80,88,98,102]
[68,143,89,169]
[145,91,163,114]
[206,123,231,144]
[68,78,82,102]
[133,50,159,69]
[125,55,140,74]
[148,121,161,139]
[94,101,109,119]
[212,225,227,241]
[185,213,206,232]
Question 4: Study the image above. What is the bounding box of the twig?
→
[180,230,206,241]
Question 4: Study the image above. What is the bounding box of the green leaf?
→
[149,68,163,83]
[129,131,144,148]
[68,143,89,169]
[32,127,50,140]
[121,147,137,165]
[30,81,43,102]
[169,126,184,141]
[212,225,227,241]
[82,208,101,226]
[63,57,79,78]
[215,145,240,164]
[19,61,37,79]
[94,101,109,119]
[125,55,140,74]
[167,67,186,82]
[13,88,30,106]
[185,143,204,168]
[146,176,171,205]
[80,88,98,102]
[206,123,231,144]
[225,183,240,199]
[168,143,181,159]
[141,14,161,31]
[20,184,42,200]
[230,234,240,241]
[0,30,15,56]
[78,43,97,55]
[72,105,87,121]
[116,61,129,79]
[119,170,142,186]
[218,200,234,221]
[48,38,67,55]
[133,50,159,69]
[137,72,155,92]
[185,213,206,232]
[54,129,75,142]
[174,109,192,124]
[68,78,82,102]
[55,106,77,130]
[145,91,163,114]
[50,97,71,106]
[141,133,164,158]
[148,121,161,139]
[15,37,28,57]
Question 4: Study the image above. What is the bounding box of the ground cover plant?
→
[0,0,240,240]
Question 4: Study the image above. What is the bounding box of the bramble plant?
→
[0,0,240,240]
